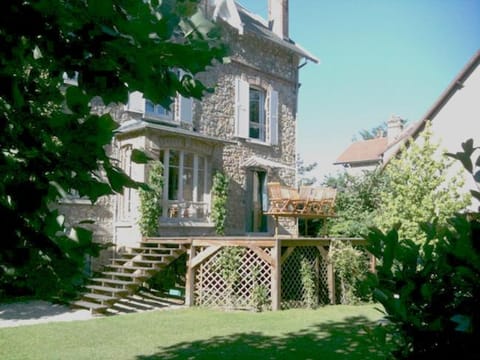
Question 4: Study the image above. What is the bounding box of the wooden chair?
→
[267,182,288,213]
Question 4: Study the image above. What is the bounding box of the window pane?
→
[145,100,171,118]
[197,156,205,202]
[168,150,179,200]
[183,153,194,202]
[249,87,265,141]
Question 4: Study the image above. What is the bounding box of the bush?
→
[363,139,480,359]
[328,240,369,305]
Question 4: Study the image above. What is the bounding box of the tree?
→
[375,122,471,243]
[362,139,480,359]
[326,170,387,237]
[0,0,226,299]
[296,154,317,186]
[353,118,407,141]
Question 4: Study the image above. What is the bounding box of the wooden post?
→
[271,238,282,310]
[327,261,335,305]
[369,252,377,273]
[185,245,196,307]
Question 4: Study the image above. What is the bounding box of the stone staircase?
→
[73,239,190,314]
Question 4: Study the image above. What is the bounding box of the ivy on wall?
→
[138,161,163,237]
[211,171,229,235]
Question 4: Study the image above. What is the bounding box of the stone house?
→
[58,0,318,265]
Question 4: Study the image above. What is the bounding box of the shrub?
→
[328,240,369,304]
[363,139,480,359]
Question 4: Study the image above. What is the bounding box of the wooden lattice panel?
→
[194,246,272,310]
[281,247,329,309]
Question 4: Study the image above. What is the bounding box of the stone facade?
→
[61,1,316,256]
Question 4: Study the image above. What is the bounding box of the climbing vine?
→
[138,161,163,237]
[328,240,368,305]
[300,256,318,309]
[215,246,245,308]
[211,171,229,235]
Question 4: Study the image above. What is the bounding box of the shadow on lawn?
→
[137,316,386,360]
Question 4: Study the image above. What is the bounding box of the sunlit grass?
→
[0,304,386,360]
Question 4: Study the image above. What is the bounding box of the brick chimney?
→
[268,0,289,39]
[387,115,404,145]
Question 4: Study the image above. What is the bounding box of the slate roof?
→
[236,3,319,63]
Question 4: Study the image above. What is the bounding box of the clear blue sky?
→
[238,0,480,181]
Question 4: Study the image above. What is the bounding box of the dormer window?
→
[126,91,192,124]
[145,100,173,121]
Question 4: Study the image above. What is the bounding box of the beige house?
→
[59,0,318,262]
[384,49,480,211]
[335,49,480,209]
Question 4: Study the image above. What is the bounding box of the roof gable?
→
[334,137,388,165]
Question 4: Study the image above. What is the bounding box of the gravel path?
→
[0,300,95,328]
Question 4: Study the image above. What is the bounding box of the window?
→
[159,149,210,221]
[145,99,172,120]
[235,78,278,145]
[117,145,133,220]
[126,91,193,124]
[249,87,266,141]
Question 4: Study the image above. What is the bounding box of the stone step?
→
[73,300,108,312]
[86,285,129,294]
[91,278,136,287]
[107,264,159,271]
[129,247,174,253]
[102,271,146,279]
[111,259,168,266]
[83,292,117,302]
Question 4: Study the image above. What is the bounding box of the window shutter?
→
[269,89,279,145]
[179,96,193,123]
[177,70,193,123]
[127,91,145,113]
[235,77,249,138]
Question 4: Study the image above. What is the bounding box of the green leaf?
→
[131,149,153,164]
[451,314,472,333]
[66,86,90,115]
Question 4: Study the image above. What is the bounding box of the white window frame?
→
[235,78,279,146]
[249,87,266,142]
[161,149,210,222]
[144,99,173,121]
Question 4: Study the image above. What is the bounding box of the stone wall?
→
[196,25,299,235]
[59,13,302,254]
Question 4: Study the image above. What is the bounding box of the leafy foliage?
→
[363,139,480,359]
[300,256,318,309]
[0,0,226,299]
[375,122,471,243]
[211,171,229,235]
[139,161,163,237]
[328,240,369,305]
[325,170,387,237]
[215,247,245,308]
[296,154,318,186]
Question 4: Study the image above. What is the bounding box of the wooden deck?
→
[145,236,369,310]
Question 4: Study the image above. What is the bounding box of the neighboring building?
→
[384,49,480,211]
[335,49,480,210]
[333,115,406,175]
[58,0,318,264]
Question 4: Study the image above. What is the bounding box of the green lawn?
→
[0,304,386,360]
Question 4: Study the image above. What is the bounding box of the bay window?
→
[160,149,210,221]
